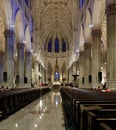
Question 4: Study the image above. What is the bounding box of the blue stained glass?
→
[80,0,84,8]
[48,39,52,52]
[54,72,60,79]
[55,38,59,53]
[25,0,29,6]
[62,39,66,52]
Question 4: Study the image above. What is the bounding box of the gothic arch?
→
[83,8,92,43]
[92,0,105,29]
[0,8,5,52]
[15,10,24,43]
[79,25,84,51]
[0,0,12,29]
[25,25,31,51]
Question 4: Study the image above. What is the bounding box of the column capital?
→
[79,51,84,56]
[34,60,39,64]
[106,4,116,15]
[91,30,102,37]
[4,30,14,37]
[17,43,25,49]
[84,43,91,49]
[25,51,31,56]
[0,52,4,56]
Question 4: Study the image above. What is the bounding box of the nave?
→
[0,89,65,130]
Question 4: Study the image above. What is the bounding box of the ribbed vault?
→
[32,0,77,50]
[40,3,72,42]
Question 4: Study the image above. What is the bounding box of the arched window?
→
[55,38,59,53]
[48,39,52,52]
[62,39,66,52]
[25,0,29,6]
[54,71,60,80]
[80,0,85,8]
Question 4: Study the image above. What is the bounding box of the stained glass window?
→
[80,0,84,8]
[25,0,29,6]
[62,39,66,52]
[48,39,52,52]
[55,38,59,53]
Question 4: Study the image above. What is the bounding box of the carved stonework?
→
[4,30,14,37]
[17,43,25,50]
[91,30,102,37]
[106,4,116,15]
[25,51,31,56]
[84,43,91,50]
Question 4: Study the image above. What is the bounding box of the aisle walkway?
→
[0,89,65,130]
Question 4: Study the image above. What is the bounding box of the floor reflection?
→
[0,89,65,130]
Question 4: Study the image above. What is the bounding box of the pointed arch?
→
[79,25,84,51]
[55,37,59,53]
[15,10,24,43]
[25,25,31,51]
[0,0,12,29]
[83,9,92,42]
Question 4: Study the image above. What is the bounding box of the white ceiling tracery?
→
[32,0,78,47]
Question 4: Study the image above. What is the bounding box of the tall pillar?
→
[106,2,116,90]
[67,68,69,83]
[34,61,39,87]
[25,51,32,88]
[4,30,15,88]
[0,52,4,85]
[91,30,102,89]
[39,64,42,85]
[42,66,45,84]
[79,51,84,88]
[17,43,25,88]
[44,68,46,84]
[69,65,73,83]
[84,43,91,88]
[38,63,41,84]
[72,62,77,75]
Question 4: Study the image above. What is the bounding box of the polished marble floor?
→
[0,90,65,130]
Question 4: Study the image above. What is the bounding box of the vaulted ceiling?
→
[32,0,79,49]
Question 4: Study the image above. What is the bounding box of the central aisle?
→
[0,89,65,130]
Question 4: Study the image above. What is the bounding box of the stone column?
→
[79,51,84,88]
[38,63,40,84]
[4,30,15,88]
[91,30,102,89]
[67,68,69,83]
[44,68,46,84]
[41,66,44,84]
[72,62,77,75]
[25,51,32,88]
[39,64,42,85]
[69,65,73,84]
[0,52,4,85]
[84,43,91,88]
[106,2,116,90]
[34,61,39,87]
[17,43,25,88]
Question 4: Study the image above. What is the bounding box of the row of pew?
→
[60,87,116,130]
[0,87,51,120]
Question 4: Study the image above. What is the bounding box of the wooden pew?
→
[0,87,50,120]
[60,87,116,130]
[80,104,116,130]
[87,110,116,130]
[100,123,115,130]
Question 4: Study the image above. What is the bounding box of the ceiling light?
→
[10,24,15,28]
[88,24,93,28]
[23,40,26,44]
[76,49,79,52]
[31,49,33,53]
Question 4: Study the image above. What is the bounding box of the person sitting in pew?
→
[0,85,4,90]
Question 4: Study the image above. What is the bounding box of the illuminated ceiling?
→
[32,0,78,48]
